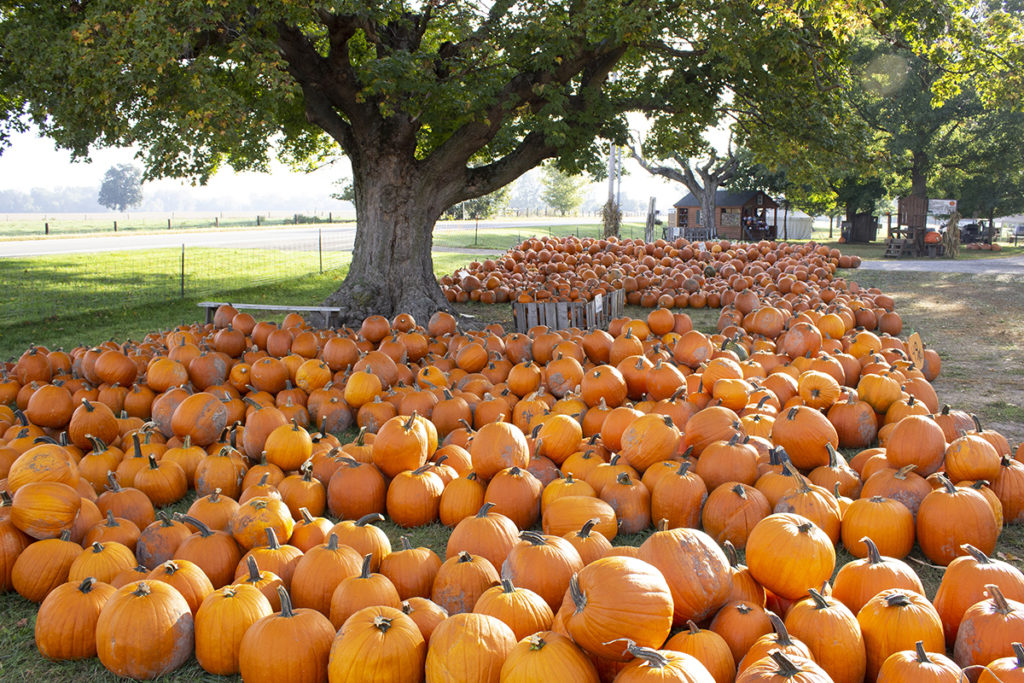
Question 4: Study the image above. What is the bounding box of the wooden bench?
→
[197,302,342,328]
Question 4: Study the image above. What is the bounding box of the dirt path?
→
[859,254,1024,275]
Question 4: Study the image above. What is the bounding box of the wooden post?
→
[319,229,323,274]
[44,222,49,235]
[113,220,117,232]
[257,215,262,226]
[215,216,219,227]
[168,218,172,230]
[180,244,185,297]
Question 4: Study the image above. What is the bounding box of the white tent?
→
[776,209,814,240]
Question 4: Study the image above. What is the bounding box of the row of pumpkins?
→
[437,237,862,305]
[1,250,1023,680]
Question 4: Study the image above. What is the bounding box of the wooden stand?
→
[511,290,624,333]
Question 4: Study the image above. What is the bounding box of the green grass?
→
[0,215,350,239]
[0,251,481,360]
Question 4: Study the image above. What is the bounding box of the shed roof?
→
[673,190,778,209]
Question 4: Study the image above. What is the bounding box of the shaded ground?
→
[842,269,1024,445]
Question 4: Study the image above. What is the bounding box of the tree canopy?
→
[2,0,1018,320]
[541,165,588,216]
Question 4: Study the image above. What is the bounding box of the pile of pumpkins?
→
[1,247,1024,681]
[438,237,862,306]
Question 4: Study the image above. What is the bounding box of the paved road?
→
[0,217,600,258]
[859,254,1024,275]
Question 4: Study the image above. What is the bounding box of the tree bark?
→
[699,182,719,238]
[322,152,452,326]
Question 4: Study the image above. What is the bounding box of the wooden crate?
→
[511,289,624,333]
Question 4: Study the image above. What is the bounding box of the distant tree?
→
[541,166,588,216]
[507,171,546,213]
[98,164,143,211]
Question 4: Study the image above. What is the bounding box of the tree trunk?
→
[322,154,451,326]
[699,183,718,238]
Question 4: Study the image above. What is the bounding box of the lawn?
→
[0,251,478,359]
[0,213,350,239]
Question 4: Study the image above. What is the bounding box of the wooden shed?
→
[669,190,779,241]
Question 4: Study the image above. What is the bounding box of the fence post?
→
[44,222,49,235]
[294,213,299,225]
[113,221,117,232]
[180,244,185,297]
[257,215,262,227]
[328,212,332,223]
[168,218,172,230]
[319,229,323,274]
[215,216,219,228]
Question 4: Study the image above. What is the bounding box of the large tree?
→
[541,165,588,216]
[1,0,1011,321]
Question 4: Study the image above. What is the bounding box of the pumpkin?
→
[469,421,530,480]
[173,514,243,589]
[651,460,708,530]
[378,535,443,601]
[735,651,833,683]
[238,586,335,683]
[328,605,426,683]
[639,525,731,625]
[745,513,835,601]
[499,631,600,682]
[770,406,839,470]
[832,537,925,615]
[95,580,195,679]
[561,517,613,565]
[473,577,554,640]
[663,620,736,683]
[840,496,915,559]
[979,642,1024,683]
[329,553,402,629]
[542,495,618,540]
[954,584,1024,671]
[425,612,516,682]
[701,482,771,550]
[431,550,500,616]
[68,540,136,585]
[933,543,1024,646]
[916,474,999,565]
[877,641,962,682]
[10,480,81,540]
[560,556,674,661]
[402,597,448,643]
[784,588,866,683]
[447,502,521,571]
[11,530,81,602]
[34,576,118,660]
[328,512,392,571]
[194,584,273,675]
[136,512,192,570]
[613,641,716,682]
[857,589,945,682]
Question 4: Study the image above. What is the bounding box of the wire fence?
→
[1,229,351,327]
[0,211,354,238]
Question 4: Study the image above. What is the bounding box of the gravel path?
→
[858,254,1024,275]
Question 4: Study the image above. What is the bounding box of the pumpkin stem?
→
[961,544,993,564]
[175,514,214,537]
[885,593,912,608]
[894,464,918,480]
[569,574,586,613]
[245,555,262,582]
[0,490,11,507]
[914,641,931,664]
[105,509,119,526]
[372,615,393,633]
[936,473,957,494]
[500,578,516,594]
[476,502,496,518]
[971,414,984,432]
[264,527,280,549]
[399,536,413,551]
[132,432,143,458]
[147,453,160,470]
[1013,642,1024,667]
[299,508,315,525]
[355,512,384,527]
[520,530,547,546]
[105,471,122,492]
[623,641,668,668]
[77,577,98,593]
[731,483,748,499]
[807,588,831,610]
[578,518,599,538]
[767,611,794,646]
[615,472,633,486]
[675,460,692,476]
[457,551,474,563]
[131,582,151,597]
[403,412,418,430]
[527,633,548,651]
[685,620,701,635]
[723,540,740,567]
[769,651,801,676]
[277,586,295,618]
[986,584,1014,615]
[861,537,883,565]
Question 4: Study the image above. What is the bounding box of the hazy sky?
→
[0,126,687,210]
